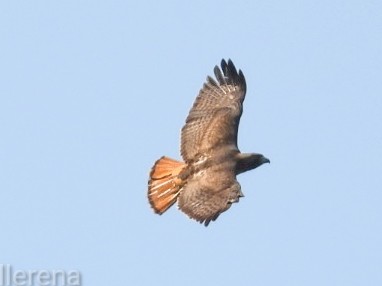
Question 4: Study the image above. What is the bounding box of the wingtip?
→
[219,58,246,92]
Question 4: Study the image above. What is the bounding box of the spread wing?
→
[180,59,247,162]
[177,166,243,226]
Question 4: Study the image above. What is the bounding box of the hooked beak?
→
[261,156,270,164]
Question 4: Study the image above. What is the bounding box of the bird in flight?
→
[148,59,269,226]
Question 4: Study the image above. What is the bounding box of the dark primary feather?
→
[180,59,247,162]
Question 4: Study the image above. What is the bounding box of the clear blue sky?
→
[1,1,381,285]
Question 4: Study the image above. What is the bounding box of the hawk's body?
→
[148,59,269,226]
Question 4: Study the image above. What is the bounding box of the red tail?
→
[148,156,186,214]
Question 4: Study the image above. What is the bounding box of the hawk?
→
[148,59,269,226]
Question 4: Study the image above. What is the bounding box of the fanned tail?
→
[148,156,186,214]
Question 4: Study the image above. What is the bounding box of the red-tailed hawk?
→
[148,59,269,226]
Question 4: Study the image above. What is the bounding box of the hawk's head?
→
[236,153,270,174]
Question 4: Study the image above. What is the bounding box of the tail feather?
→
[148,156,186,214]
